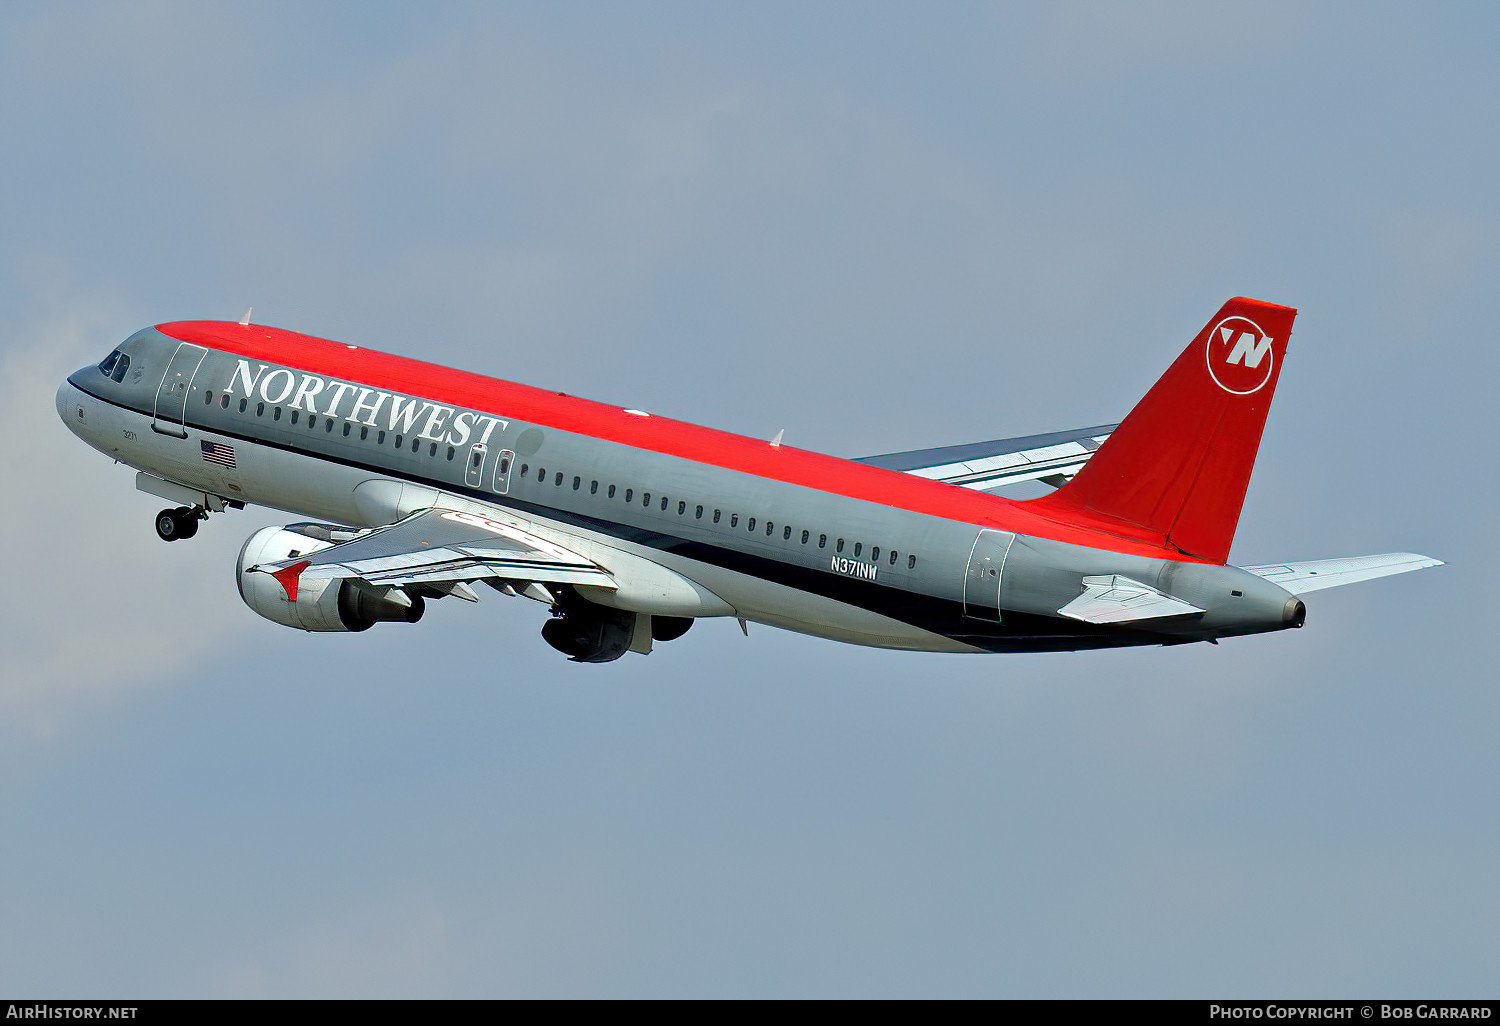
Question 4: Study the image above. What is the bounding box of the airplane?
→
[55,297,1441,662]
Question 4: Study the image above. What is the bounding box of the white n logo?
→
[1221,326,1274,368]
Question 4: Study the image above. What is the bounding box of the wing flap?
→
[1058,574,1204,624]
[1243,553,1443,595]
[857,425,1116,490]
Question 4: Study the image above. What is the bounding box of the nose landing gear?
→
[155,506,204,542]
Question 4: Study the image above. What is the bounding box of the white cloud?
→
[0,293,264,732]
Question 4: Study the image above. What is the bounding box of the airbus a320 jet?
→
[56,298,1440,662]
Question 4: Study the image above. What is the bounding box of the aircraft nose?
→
[57,375,92,438]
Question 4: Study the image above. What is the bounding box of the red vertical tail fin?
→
[1028,297,1297,564]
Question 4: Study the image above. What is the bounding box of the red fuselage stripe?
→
[156,320,1200,562]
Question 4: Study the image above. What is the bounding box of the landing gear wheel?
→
[155,508,183,542]
[155,507,200,542]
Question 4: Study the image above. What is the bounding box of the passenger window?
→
[554,472,563,486]
[784,526,792,541]
[362,427,369,441]
[274,407,282,421]
[520,463,529,477]
[345,424,353,437]
[765,522,773,536]
[871,546,879,561]
[625,488,633,502]
[713,510,721,523]
[731,514,739,527]
[819,534,827,548]
[908,555,917,569]
[836,538,845,553]
[889,550,898,565]
[801,530,809,544]
[643,492,651,506]
[591,481,598,494]
[677,501,686,515]
[573,476,581,490]
[853,543,862,558]
[695,505,703,519]
[204,390,212,404]
[256,402,264,416]
[538,467,546,480]
[608,485,616,498]
[290,409,298,423]
[747,518,756,532]
[221,395,230,409]
[239,398,248,413]
[661,496,669,511]
[377,430,385,444]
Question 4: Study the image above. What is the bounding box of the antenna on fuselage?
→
[238,307,253,326]
[769,429,785,448]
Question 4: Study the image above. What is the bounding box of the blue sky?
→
[0,1,1492,997]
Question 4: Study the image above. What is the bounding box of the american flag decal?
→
[200,440,236,469]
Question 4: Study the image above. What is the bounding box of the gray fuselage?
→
[58,324,1304,652]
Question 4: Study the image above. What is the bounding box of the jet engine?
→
[236,524,425,633]
[540,594,638,663]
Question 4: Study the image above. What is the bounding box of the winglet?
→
[268,559,311,602]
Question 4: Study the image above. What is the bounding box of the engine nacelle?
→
[236,524,425,633]
[540,598,638,663]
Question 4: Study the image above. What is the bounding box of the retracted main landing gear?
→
[154,506,205,542]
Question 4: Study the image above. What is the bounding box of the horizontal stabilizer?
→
[1243,553,1443,595]
[856,425,1116,491]
[1058,574,1204,624]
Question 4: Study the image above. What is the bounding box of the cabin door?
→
[963,529,1013,622]
[151,343,207,437]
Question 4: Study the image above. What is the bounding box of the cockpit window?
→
[98,351,129,382]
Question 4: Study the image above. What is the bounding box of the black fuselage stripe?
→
[75,380,1152,652]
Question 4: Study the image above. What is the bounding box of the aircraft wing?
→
[855,424,1117,490]
[1242,553,1443,595]
[249,508,615,598]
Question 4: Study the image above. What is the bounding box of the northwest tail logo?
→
[1205,316,1275,395]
